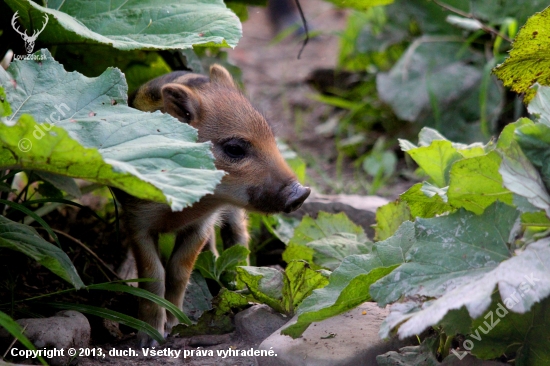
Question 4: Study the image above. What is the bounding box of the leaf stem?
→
[432,0,512,42]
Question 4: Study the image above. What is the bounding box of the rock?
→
[290,191,389,238]
[256,302,412,366]
[0,310,90,366]
[235,304,289,345]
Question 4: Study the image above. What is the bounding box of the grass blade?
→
[0,198,60,247]
[0,311,47,366]
[87,283,192,325]
[43,302,164,343]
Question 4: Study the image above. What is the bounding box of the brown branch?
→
[433,0,512,43]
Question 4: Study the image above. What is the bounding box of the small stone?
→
[0,311,90,366]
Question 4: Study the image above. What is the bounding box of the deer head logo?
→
[11,11,49,54]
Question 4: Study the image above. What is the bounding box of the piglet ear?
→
[161,83,201,123]
[209,64,236,88]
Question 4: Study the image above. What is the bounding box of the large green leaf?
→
[401,127,487,157]
[515,122,550,189]
[293,233,372,271]
[373,200,411,241]
[182,271,213,322]
[236,266,284,313]
[236,261,329,316]
[280,221,415,338]
[400,183,453,218]
[5,0,241,50]
[447,151,513,214]
[405,140,463,187]
[377,41,502,142]
[528,84,550,127]
[379,238,550,342]
[498,120,550,217]
[54,45,172,94]
[282,212,367,268]
[0,50,224,211]
[0,215,84,289]
[371,202,519,307]
[282,261,330,315]
[493,7,550,103]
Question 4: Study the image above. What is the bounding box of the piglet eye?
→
[222,139,248,160]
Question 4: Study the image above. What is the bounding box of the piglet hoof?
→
[137,331,160,348]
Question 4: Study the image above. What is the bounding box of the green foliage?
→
[0,215,84,289]
[404,140,463,187]
[377,40,502,142]
[0,87,11,117]
[361,138,397,193]
[371,202,518,307]
[494,6,550,103]
[56,46,172,93]
[277,81,550,365]
[400,183,452,218]
[46,302,165,343]
[0,1,244,353]
[86,282,192,325]
[447,152,513,214]
[280,222,412,338]
[182,271,213,322]
[236,261,329,315]
[4,0,241,50]
[282,212,367,268]
[316,0,548,182]
[373,200,411,241]
[195,245,249,287]
[0,50,224,211]
[325,0,393,11]
[374,92,550,364]
[0,311,47,365]
[174,287,248,337]
[469,295,550,363]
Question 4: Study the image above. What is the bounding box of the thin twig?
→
[294,0,309,59]
[2,324,27,359]
[36,228,121,281]
[433,0,512,43]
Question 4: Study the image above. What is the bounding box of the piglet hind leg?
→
[165,225,209,333]
[132,231,166,347]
